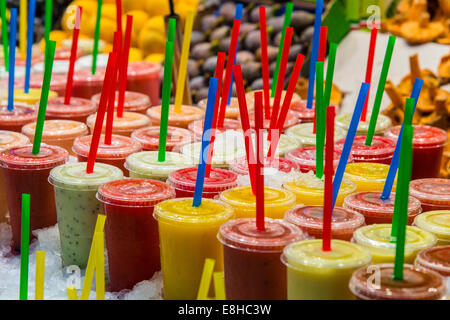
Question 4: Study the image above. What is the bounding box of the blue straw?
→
[332,82,370,208]
[193,77,218,207]
[24,0,36,93]
[7,9,17,112]
[306,0,323,109]
[380,78,423,200]
[226,3,243,106]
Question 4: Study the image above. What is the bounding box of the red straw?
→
[217,19,241,128]
[361,27,378,122]
[117,15,133,118]
[233,64,256,194]
[259,6,271,120]
[86,52,118,173]
[115,0,122,34]
[313,26,327,134]
[322,105,335,252]
[205,52,226,178]
[254,91,265,231]
[64,6,82,105]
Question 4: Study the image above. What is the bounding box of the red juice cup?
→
[415,246,450,277]
[147,105,204,129]
[284,205,365,241]
[0,144,68,251]
[97,178,176,292]
[72,68,107,100]
[218,218,306,300]
[244,109,298,130]
[343,191,422,225]
[188,118,241,141]
[167,167,238,198]
[0,104,38,132]
[45,97,97,123]
[53,47,84,61]
[127,61,162,107]
[245,90,302,114]
[28,73,67,97]
[198,97,249,120]
[230,155,299,175]
[409,178,450,212]
[91,91,151,114]
[335,135,396,165]
[290,99,315,123]
[86,111,151,137]
[131,126,194,152]
[285,146,352,173]
[385,125,448,179]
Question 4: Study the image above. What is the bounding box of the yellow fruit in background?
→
[103,43,113,53]
[129,47,143,62]
[39,30,68,52]
[145,53,164,64]
[144,0,170,17]
[62,1,95,33]
[101,4,117,21]
[122,0,145,13]
[93,15,116,43]
[142,15,165,35]
[122,10,149,46]
[138,29,165,56]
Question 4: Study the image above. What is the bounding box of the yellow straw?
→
[34,251,45,300]
[66,286,79,300]
[196,258,215,300]
[213,272,226,300]
[95,231,105,300]
[174,11,194,113]
[19,0,27,59]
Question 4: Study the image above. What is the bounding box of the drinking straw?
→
[32,40,56,155]
[255,91,265,231]
[216,19,241,128]
[213,272,226,300]
[315,61,324,179]
[226,3,243,106]
[306,0,323,110]
[167,18,176,42]
[7,9,17,112]
[361,27,378,122]
[19,193,30,300]
[0,0,8,71]
[115,0,122,35]
[322,106,335,252]
[86,52,117,174]
[174,11,194,113]
[323,42,337,109]
[393,125,413,280]
[19,0,26,60]
[117,15,132,118]
[270,2,293,97]
[365,35,396,146]
[24,0,36,93]
[381,79,423,201]
[313,27,327,134]
[197,258,215,300]
[332,83,370,208]
[259,6,271,119]
[64,6,81,105]
[95,231,104,300]
[66,286,78,300]
[192,77,217,207]
[91,0,103,75]
[34,251,45,300]
[44,0,52,62]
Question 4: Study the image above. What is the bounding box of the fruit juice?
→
[131,126,193,152]
[344,191,422,225]
[49,162,123,267]
[335,135,396,165]
[154,198,234,300]
[167,167,238,198]
[72,68,107,100]
[285,146,351,174]
[219,218,306,300]
[0,145,68,250]
[188,118,241,141]
[14,88,57,105]
[245,90,302,112]
[414,211,450,245]
[335,113,392,136]
[284,205,365,241]
[282,171,357,207]
[86,111,150,137]
[146,105,205,129]
[22,73,70,95]
[290,99,315,123]
[45,97,97,123]
[0,65,25,79]
[198,97,249,119]
[282,239,372,300]
[285,122,347,146]
[75,53,109,70]
[97,178,176,292]
[219,185,296,219]
[90,91,151,114]
[385,125,448,179]
[53,47,84,61]
[31,60,79,75]
[409,178,450,212]
[0,104,38,132]
[415,246,450,277]
[352,224,437,264]
[230,155,299,176]
[126,61,162,107]
[344,162,395,193]
[243,109,299,130]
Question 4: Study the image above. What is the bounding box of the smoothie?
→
[0,104,38,132]
[335,135,396,165]
[344,162,396,193]
[230,156,299,176]
[126,61,162,107]
[188,118,241,142]
[414,211,450,245]
[245,90,302,113]
[45,97,97,123]
[198,97,248,120]
[285,122,347,146]
[243,110,298,130]
[335,113,392,136]
[32,59,81,75]
[146,105,205,129]
[415,246,450,277]
[131,126,193,152]
[72,68,107,100]
[90,91,151,114]
[409,178,450,212]
[285,146,351,174]
[14,88,57,105]
[86,111,150,137]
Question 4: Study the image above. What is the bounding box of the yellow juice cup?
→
[344,162,397,193]
[353,224,437,264]
[281,239,372,300]
[14,88,57,105]
[414,211,450,245]
[219,185,296,219]
[154,198,234,300]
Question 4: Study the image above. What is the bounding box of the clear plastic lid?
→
[75,53,109,70]
[188,118,241,140]
[131,126,193,151]
[127,61,162,80]
[0,65,25,79]
[220,185,296,209]
[45,97,97,118]
[53,47,84,61]
[32,59,81,75]
[198,97,249,119]
[415,246,450,277]
[0,144,68,170]
[218,218,306,253]
[146,105,205,124]
[243,109,298,129]
[336,113,392,135]
[409,178,450,206]
[283,171,357,196]
[14,88,57,105]
[73,68,106,85]
[86,112,150,133]
[90,91,151,113]
[0,104,38,126]
[167,167,238,193]
[125,151,194,178]
[290,99,315,121]
[286,122,347,146]
[335,135,396,160]
[285,146,351,171]
[344,162,391,182]
[72,134,142,159]
[98,178,175,207]
[0,130,30,152]
[245,90,302,110]
[22,120,88,140]
[385,125,448,148]
[414,211,450,239]
[29,73,66,90]
[230,155,299,175]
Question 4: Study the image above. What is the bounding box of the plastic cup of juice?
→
[290,99,316,123]
[72,134,142,174]
[284,205,365,241]
[349,263,446,300]
[218,218,306,300]
[97,178,176,292]
[22,120,88,156]
[53,47,84,61]
[242,109,298,130]
[245,90,302,112]
[14,88,58,105]
[344,191,422,225]
[32,59,81,75]
[146,105,205,129]
[230,155,299,176]
[188,118,241,142]
[90,91,151,114]
[0,104,38,132]
[344,162,395,193]
[0,144,68,251]
[125,151,194,181]
[409,178,450,212]
[415,246,450,278]
[154,197,234,300]
[282,171,357,207]
[28,73,69,96]
[282,239,372,300]
[385,125,448,179]
[352,224,437,264]
[131,126,193,152]
[86,111,150,137]
[414,211,450,245]
[335,135,396,165]
[126,61,162,107]
[197,97,249,119]
[285,122,347,146]
[219,185,296,219]
[72,68,107,100]
[75,53,109,70]
[45,97,97,123]
[336,113,392,136]
[49,162,123,267]
[167,167,238,198]
[0,65,25,79]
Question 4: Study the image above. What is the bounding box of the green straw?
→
[0,0,8,71]
[19,193,30,300]
[323,43,337,108]
[91,0,102,75]
[32,40,56,155]
[270,2,293,97]
[365,35,396,146]
[315,61,324,179]
[168,18,176,43]
[44,0,52,65]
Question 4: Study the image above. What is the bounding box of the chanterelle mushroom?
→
[439,54,450,84]
[401,12,445,44]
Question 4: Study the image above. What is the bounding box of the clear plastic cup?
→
[90,91,151,114]
[409,178,450,212]
[45,97,97,123]
[285,122,347,146]
[414,211,450,245]
[230,155,299,176]
[86,111,150,137]
[146,104,205,129]
[198,97,249,119]
[218,218,306,300]
[352,224,437,264]
[415,246,450,277]
[0,104,38,132]
[75,53,109,70]
[335,135,396,165]
[72,68,107,100]
[219,185,296,219]
[167,167,238,198]
[97,178,176,292]
[53,47,84,61]
[49,162,124,267]
[21,120,88,156]
[336,113,392,136]
[154,197,234,299]
[284,205,365,241]
[290,99,315,123]
[349,263,446,300]
[282,239,372,300]
[32,59,81,75]
[0,144,68,251]
[0,65,25,79]
[385,125,448,179]
[188,118,241,141]
[344,162,395,193]
[127,61,162,107]
[14,88,58,105]
[131,126,194,152]
[26,73,67,97]
[344,191,422,225]
[242,109,299,130]
[245,90,302,113]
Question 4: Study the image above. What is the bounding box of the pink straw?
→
[64,6,82,105]
[254,91,265,231]
[361,27,378,122]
